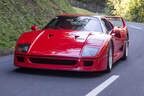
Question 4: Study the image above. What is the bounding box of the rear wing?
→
[105,16,126,28]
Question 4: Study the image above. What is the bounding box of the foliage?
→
[76,0,88,3]
[73,7,104,15]
[76,0,105,4]
[106,0,144,22]
[0,0,76,50]
[69,0,106,13]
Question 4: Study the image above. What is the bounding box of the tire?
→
[106,42,113,72]
[121,40,129,60]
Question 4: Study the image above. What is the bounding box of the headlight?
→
[16,44,30,53]
[81,46,99,56]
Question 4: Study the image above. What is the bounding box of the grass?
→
[73,7,105,16]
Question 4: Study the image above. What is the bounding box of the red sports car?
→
[14,15,129,72]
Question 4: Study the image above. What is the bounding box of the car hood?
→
[25,29,109,57]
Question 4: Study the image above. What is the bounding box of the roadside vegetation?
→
[0,0,76,48]
[106,0,144,22]
[69,0,106,13]
[72,0,144,22]
[73,7,104,15]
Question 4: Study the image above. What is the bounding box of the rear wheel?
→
[121,40,129,60]
[106,43,113,72]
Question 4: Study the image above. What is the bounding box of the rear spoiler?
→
[105,16,126,28]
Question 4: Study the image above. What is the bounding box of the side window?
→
[101,19,113,33]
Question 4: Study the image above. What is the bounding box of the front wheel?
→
[106,43,113,72]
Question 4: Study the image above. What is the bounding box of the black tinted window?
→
[101,19,113,32]
[44,16,102,32]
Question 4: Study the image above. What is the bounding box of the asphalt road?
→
[0,22,144,96]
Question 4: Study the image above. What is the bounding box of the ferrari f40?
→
[14,15,129,72]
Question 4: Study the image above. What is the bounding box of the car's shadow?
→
[112,59,126,68]
[13,67,108,78]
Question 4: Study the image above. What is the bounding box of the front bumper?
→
[14,54,107,72]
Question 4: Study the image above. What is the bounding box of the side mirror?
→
[111,30,121,38]
[31,26,37,31]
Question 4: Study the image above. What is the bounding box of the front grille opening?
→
[30,58,77,66]
[84,61,93,66]
[17,56,24,62]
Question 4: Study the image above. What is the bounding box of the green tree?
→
[106,0,144,22]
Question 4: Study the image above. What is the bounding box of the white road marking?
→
[86,75,119,96]
[128,25,143,30]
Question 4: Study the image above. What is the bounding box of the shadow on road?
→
[112,59,126,69]
[13,67,108,78]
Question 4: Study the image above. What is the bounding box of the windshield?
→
[43,16,103,32]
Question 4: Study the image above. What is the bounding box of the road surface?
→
[0,22,144,96]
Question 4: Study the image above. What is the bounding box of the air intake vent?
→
[84,61,93,66]
[17,56,24,62]
[30,58,77,66]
